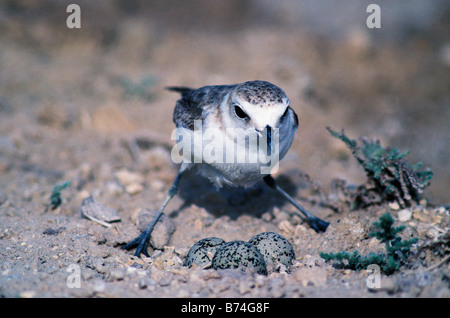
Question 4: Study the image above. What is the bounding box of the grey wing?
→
[290,106,299,128]
[172,95,203,130]
[169,85,233,130]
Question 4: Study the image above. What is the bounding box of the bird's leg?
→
[122,166,185,257]
[263,175,330,232]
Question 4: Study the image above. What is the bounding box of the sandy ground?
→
[0,1,449,298]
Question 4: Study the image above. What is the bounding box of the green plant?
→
[327,127,433,208]
[118,75,156,101]
[49,181,71,210]
[320,213,418,275]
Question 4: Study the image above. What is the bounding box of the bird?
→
[123,80,329,257]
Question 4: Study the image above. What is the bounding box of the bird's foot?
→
[122,229,152,257]
[308,217,330,233]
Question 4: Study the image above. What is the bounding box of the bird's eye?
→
[234,105,249,120]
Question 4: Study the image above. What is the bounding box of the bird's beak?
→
[266,125,272,156]
[256,125,272,156]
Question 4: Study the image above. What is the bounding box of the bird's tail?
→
[165,86,193,96]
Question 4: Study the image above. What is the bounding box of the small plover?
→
[123,80,329,257]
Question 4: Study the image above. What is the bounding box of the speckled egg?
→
[248,232,295,272]
[211,241,267,275]
[184,237,226,268]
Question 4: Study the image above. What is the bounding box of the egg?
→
[183,237,226,268]
[248,232,295,272]
[211,240,267,275]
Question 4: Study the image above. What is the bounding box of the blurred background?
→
[0,0,448,204]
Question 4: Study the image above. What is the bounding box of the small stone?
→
[277,220,295,234]
[292,267,328,287]
[104,180,123,196]
[433,206,447,214]
[126,256,144,267]
[238,280,255,295]
[419,198,428,208]
[80,196,121,223]
[261,212,272,222]
[425,227,439,240]
[377,277,399,293]
[115,169,144,186]
[125,266,138,277]
[150,179,165,192]
[389,202,400,211]
[125,183,143,195]
[36,103,70,128]
[398,209,412,222]
[108,269,124,281]
[154,248,177,269]
[211,241,267,276]
[158,277,171,287]
[176,289,191,298]
[138,277,151,289]
[43,227,66,236]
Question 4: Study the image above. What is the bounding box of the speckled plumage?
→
[234,81,287,107]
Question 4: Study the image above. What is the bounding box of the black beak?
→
[265,125,272,156]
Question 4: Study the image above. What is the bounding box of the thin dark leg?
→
[122,167,185,257]
[263,175,329,232]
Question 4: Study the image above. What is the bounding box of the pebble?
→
[389,202,400,210]
[239,280,255,295]
[277,220,295,234]
[292,267,328,287]
[398,209,412,222]
[125,266,138,277]
[425,227,439,240]
[80,196,121,223]
[36,103,70,128]
[211,241,267,276]
[125,183,143,195]
[114,169,144,186]
[138,277,152,289]
[108,269,124,281]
